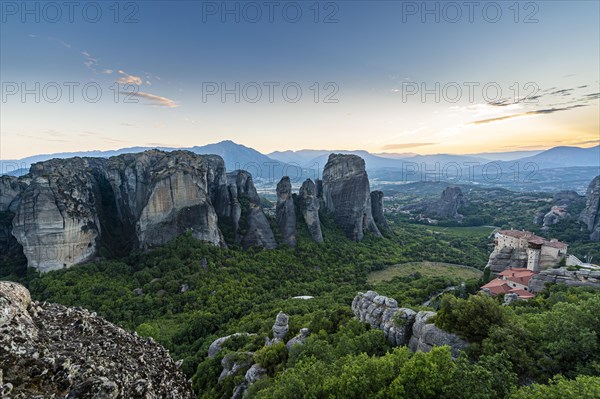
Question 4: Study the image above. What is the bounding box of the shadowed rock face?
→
[105,151,228,249]
[227,170,277,250]
[0,176,26,259]
[0,281,195,398]
[276,177,297,247]
[430,186,466,220]
[2,151,276,272]
[370,190,391,232]
[580,176,600,241]
[298,179,323,243]
[322,154,381,241]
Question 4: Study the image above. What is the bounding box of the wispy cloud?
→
[121,91,178,108]
[117,70,143,85]
[466,105,588,125]
[381,142,437,150]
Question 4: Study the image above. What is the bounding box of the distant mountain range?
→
[2,141,598,192]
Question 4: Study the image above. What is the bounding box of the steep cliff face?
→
[227,171,277,250]
[3,151,276,272]
[276,177,297,247]
[105,151,228,249]
[0,176,27,259]
[580,176,600,241]
[2,151,390,270]
[298,179,323,243]
[430,186,466,220]
[12,158,104,272]
[485,247,529,274]
[0,281,195,398]
[370,190,391,232]
[322,154,381,241]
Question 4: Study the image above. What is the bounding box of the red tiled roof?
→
[481,277,537,299]
[481,279,512,295]
[498,268,537,286]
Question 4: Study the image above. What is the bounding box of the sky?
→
[1,0,599,160]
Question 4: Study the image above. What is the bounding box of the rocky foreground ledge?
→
[0,281,195,399]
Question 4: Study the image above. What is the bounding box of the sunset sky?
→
[1,1,599,160]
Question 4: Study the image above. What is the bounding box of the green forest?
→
[2,208,600,398]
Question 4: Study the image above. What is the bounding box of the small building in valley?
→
[494,230,567,272]
[481,268,537,300]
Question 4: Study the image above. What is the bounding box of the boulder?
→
[266,311,289,346]
[275,177,297,247]
[542,206,569,229]
[322,154,381,241]
[286,328,311,350]
[580,176,600,241]
[529,267,600,293]
[352,291,416,346]
[0,282,195,398]
[298,179,323,243]
[273,312,289,340]
[218,352,254,382]
[408,311,468,358]
[208,333,254,358]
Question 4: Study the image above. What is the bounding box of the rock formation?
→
[430,186,466,220]
[0,176,25,259]
[541,205,569,229]
[1,151,279,272]
[297,179,323,242]
[286,328,311,350]
[352,291,416,346]
[275,177,297,247]
[553,190,583,207]
[210,312,307,399]
[226,170,277,250]
[408,311,468,358]
[0,281,195,398]
[352,291,468,357]
[322,154,381,241]
[370,190,391,232]
[1,151,390,270]
[208,333,254,359]
[266,311,289,346]
[529,267,600,293]
[485,246,529,274]
[12,158,105,272]
[580,176,600,241]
